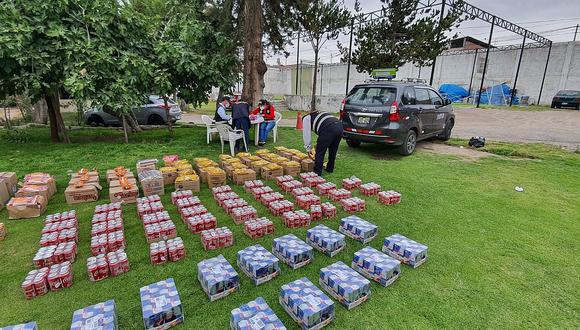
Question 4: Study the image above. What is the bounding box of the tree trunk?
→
[163,96,173,137]
[44,91,60,142]
[122,115,129,144]
[44,89,70,143]
[32,99,49,124]
[311,47,320,112]
[125,114,142,132]
[242,0,266,106]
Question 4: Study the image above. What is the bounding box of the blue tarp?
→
[439,84,470,102]
[475,83,519,105]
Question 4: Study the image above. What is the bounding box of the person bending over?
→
[302,110,343,176]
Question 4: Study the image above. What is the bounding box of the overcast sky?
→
[267,0,580,65]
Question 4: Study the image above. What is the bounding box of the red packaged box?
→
[378,190,402,205]
[137,201,165,218]
[283,210,311,228]
[33,242,77,268]
[22,267,49,299]
[107,250,130,276]
[281,180,303,193]
[296,194,321,209]
[291,187,314,198]
[215,192,240,206]
[171,190,193,204]
[180,205,208,221]
[260,192,284,207]
[342,176,362,190]
[268,200,294,216]
[92,210,122,225]
[275,175,294,187]
[231,206,258,224]
[304,176,326,188]
[175,196,202,210]
[185,213,217,233]
[41,219,77,235]
[201,227,233,250]
[341,197,366,213]
[212,185,233,197]
[244,218,274,239]
[47,261,73,291]
[360,182,381,196]
[167,237,186,262]
[45,210,78,224]
[223,198,249,214]
[317,182,337,196]
[244,180,264,193]
[94,203,122,215]
[136,195,161,204]
[250,186,274,200]
[321,202,337,219]
[299,172,318,180]
[328,188,352,202]
[310,204,323,221]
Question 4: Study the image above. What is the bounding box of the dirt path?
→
[452,108,580,150]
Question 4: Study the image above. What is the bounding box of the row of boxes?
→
[107,167,139,204]
[21,262,73,300]
[64,168,101,205]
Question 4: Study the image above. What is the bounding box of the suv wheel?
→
[88,115,104,127]
[346,139,361,148]
[148,114,164,125]
[399,130,417,156]
[439,119,454,141]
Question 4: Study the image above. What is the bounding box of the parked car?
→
[551,90,580,110]
[83,95,182,126]
[341,81,455,155]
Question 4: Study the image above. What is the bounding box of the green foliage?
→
[340,0,464,73]
[1,128,31,143]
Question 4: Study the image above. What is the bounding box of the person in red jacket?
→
[251,99,276,146]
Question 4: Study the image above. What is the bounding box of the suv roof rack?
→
[363,77,428,84]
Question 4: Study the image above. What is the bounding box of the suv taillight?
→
[339,99,346,119]
[389,101,401,121]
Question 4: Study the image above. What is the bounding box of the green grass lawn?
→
[0,127,579,329]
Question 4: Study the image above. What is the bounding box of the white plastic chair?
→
[201,115,218,144]
[216,123,248,156]
[273,112,282,143]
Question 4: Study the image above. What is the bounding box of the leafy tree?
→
[289,0,352,111]
[340,0,463,74]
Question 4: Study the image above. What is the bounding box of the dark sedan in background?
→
[551,90,580,110]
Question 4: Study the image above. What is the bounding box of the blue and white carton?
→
[0,322,37,330]
[319,261,371,310]
[272,234,313,269]
[197,255,239,301]
[279,277,334,330]
[338,216,377,244]
[306,225,345,257]
[139,278,184,330]
[230,297,287,330]
[71,300,117,330]
[237,245,281,285]
[352,247,401,287]
[382,234,428,268]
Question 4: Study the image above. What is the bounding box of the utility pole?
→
[295,33,300,95]
[574,24,579,42]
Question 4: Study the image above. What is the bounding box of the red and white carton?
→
[310,204,323,221]
[321,202,337,219]
[41,219,77,234]
[283,210,311,228]
[167,237,186,262]
[137,201,165,218]
[185,213,217,233]
[92,210,122,225]
[269,200,294,216]
[275,175,294,187]
[281,180,303,193]
[47,261,72,291]
[360,182,381,196]
[212,185,233,197]
[341,197,366,213]
[150,241,169,265]
[291,187,314,198]
[378,190,402,205]
[328,188,352,202]
[201,227,233,250]
[299,172,319,180]
[250,186,274,200]
[223,198,249,214]
[94,202,122,215]
[260,192,284,207]
[136,195,161,204]
[175,196,202,210]
[317,182,337,196]
[33,242,77,268]
[244,218,274,239]
[107,250,130,276]
[215,192,240,206]
[342,176,362,190]
[171,190,193,204]
[45,210,78,224]
[231,206,258,224]
[296,194,321,209]
[180,205,208,220]
[244,180,264,192]
[22,267,49,299]
[304,176,326,188]
[87,255,109,282]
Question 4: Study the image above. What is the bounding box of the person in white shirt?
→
[214,96,231,123]
[302,111,343,176]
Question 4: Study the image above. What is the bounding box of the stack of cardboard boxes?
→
[65,169,102,205]
[107,167,138,204]
[6,172,54,219]
[0,172,17,211]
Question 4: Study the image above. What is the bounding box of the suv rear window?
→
[347,87,397,106]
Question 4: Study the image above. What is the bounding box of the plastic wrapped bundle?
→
[352,246,401,287]
[319,261,370,310]
[231,297,286,330]
[237,244,280,285]
[197,255,239,301]
[279,277,334,330]
[382,233,427,268]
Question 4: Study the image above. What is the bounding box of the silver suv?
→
[83,95,182,126]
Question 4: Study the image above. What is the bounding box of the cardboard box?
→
[0,179,10,205]
[15,185,51,201]
[301,159,315,172]
[280,277,334,330]
[319,261,371,310]
[282,161,301,177]
[230,297,285,330]
[339,216,378,244]
[306,225,346,257]
[65,183,101,205]
[23,173,56,198]
[352,246,401,287]
[0,322,38,330]
[237,245,280,285]
[7,196,47,219]
[232,169,257,185]
[197,255,239,301]
[272,234,313,270]
[140,278,184,330]
[261,166,284,181]
[139,170,165,197]
[70,300,118,330]
[382,234,428,268]
[174,175,200,192]
[109,185,139,204]
[160,167,178,186]
[0,223,6,240]
[206,168,226,188]
[106,169,135,184]
[0,172,18,196]
[136,159,158,174]
[109,178,138,188]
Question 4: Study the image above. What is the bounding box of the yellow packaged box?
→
[160,167,178,186]
[232,168,257,185]
[206,167,227,188]
[175,174,200,192]
[282,161,302,177]
[250,160,270,172]
[261,164,284,181]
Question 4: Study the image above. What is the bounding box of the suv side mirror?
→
[445,99,452,106]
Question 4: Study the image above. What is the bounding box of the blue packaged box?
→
[338,216,377,244]
[197,255,239,301]
[272,234,313,270]
[279,277,334,330]
[71,300,117,330]
[319,261,371,310]
[0,322,37,330]
[237,245,280,285]
[139,278,184,330]
[230,297,287,330]
[382,234,428,268]
[306,225,346,257]
[352,247,401,287]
